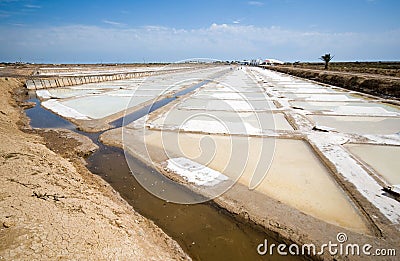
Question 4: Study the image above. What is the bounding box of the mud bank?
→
[263,66,400,98]
[0,77,189,260]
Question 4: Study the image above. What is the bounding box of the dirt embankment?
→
[0,77,190,260]
[263,66,400,98]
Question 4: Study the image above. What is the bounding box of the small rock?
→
[3,220,15,228]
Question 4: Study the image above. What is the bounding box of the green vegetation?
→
[319,53,334,70]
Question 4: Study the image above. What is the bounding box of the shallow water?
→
[200,87,264,93]
[39,67,227,121]
[291,101,400,114]
[139,130,369,233]
[193,91,269,100]
[178,98,277,110]
[111,80,212,128]
[149,109,293,133]
[309,115,400,135]
[345,144,400,185]
[25,98,75,130]
[283,93,360,101]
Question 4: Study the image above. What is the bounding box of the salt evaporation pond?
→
[41,66,227,121]
[178,98,277,111]
[116,67,378,234]
[128,129,369,233]
[283,93,361,101]
[290,101,400,114]
[309,115,400,135]
[148,109,293,133]
[345,144,400,185]
[35,65,400,241]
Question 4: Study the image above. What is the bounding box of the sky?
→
[0,0,399,63]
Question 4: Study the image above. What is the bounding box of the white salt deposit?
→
[180,119,263,135]
[36,90,52,99]
[42,99,90,120]
[165,157,228,186]
[330,105,399,116]
[305,94,360,101]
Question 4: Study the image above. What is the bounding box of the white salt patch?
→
[390,185,400,195]
[314,125,336,132]
[284,88,330,94]
[180,119,262,135]
[305,94,359,101]
[331,106,398,116]
[165,157,228,186]
[36,90,52,99]
[224,100,254,111]
[363,134,400,146]
[207,92,244,100]
[42,99,90,120]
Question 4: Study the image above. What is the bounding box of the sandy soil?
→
[0,77,190,260]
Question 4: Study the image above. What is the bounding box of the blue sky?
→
[1,0,399,63]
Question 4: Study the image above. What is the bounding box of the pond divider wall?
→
[25,69,181,90]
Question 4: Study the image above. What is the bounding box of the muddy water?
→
[25,94,303,260]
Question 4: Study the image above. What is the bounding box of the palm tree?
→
[320,53,334,70]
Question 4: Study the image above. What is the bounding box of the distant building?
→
[263,58,284,65]
[250,59,263,66]
[240,60,250,65]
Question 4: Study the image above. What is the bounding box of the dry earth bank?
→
[0,77,190,260]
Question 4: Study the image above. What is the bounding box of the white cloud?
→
[1,23,399,63]
[248,1,264,6]
[103,20,125,26]
[24,4,41,8]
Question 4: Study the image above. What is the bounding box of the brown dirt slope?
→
[0,77,190,260]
